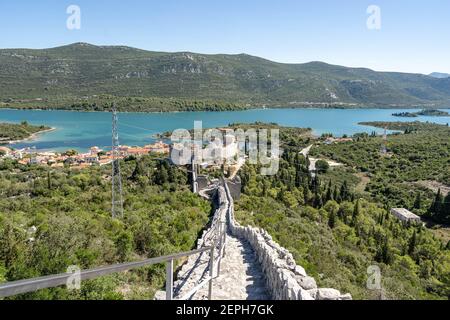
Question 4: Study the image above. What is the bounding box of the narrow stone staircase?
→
[173,231,270,300]
[160,182,352,301]
[198,232,269,300]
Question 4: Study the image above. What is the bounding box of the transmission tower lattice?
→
[111,104,124,218]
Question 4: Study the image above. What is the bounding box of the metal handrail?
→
[0,183,231,300]
[0,246,212,299]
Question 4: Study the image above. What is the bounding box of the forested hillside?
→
[311,122,450,223]
[234,125,450,299]
[0,121,50,143]
[0,155,211,299]
[1,43,450,111]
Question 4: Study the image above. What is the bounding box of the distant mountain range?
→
[429,72,450,79]
[1,42,450,109]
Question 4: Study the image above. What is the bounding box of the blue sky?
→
[0,0,449,74]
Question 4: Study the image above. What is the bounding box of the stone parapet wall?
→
[196,187,227,249]
[223,182,352,301]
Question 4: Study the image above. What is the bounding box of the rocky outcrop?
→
[223,182,352,301]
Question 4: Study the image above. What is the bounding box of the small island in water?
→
[0,121,52,144]
[392,109,450,118]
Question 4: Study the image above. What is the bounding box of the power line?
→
[119,121,157,133]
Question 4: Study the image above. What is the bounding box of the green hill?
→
[0,121,51,143]
[1,42,450,110]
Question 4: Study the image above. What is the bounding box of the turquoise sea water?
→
[0,108,449,152]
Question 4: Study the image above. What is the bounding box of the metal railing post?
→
[222,221,226,256]
[208,246,214,300]
[217,222,223,277]
[166,259,174,300]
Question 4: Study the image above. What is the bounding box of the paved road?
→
[299,144,313,157]
[299,145,316,174]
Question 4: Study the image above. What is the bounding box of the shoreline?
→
[2,108,449,153]
[3,127,56,145]
[1,105,450,115]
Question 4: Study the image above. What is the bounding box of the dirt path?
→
[354,172,370,193]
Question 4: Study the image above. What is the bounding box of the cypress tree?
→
[262,181,268,196]
[295,170,302,187]
[303,185,311,205]
[311,175,320,194]
[131,160,145,181]
[352,199,360,225]
[333,186,340,203]
[413,192,421,210]
[47,171,52,190]
[442,193,450,221]
[376,238,392,264]
[328,211,336,229]
[408,231,416,255]
[382,239,392,264]
[313,191,323,208]
[340,181,349,201]
[325,180,333,202]
[429,189,443,217]
[155,162,169,185]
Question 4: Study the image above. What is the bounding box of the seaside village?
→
[0,127,241,169]
[0,128,349,170]
[0,128,253,176]
[0,141,170,169]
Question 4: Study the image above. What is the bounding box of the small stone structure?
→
[226,176,242,201]
[390,208,422,224]
[223,182,352,300]
[196,175,209,191]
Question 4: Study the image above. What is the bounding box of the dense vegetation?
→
[1,118,449,300]
[312,122,450,223]
[392,112,418,118]
[417,109,450,116]
[2,95,248,113]
[2,43,450,110]
[0,155,211,299]
[393,109,450,118]
[234,125,450,299]
[0,121,51,143]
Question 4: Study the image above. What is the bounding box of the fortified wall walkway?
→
[159,180,352,301]
[174,231,270,300]
[0,179,352,300]
[164,184,269,300]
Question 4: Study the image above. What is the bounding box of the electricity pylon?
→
[111,104,124,218]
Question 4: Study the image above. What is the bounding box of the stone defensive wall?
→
[223,182,352,300]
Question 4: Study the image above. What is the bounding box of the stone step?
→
[173,232,270,300]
